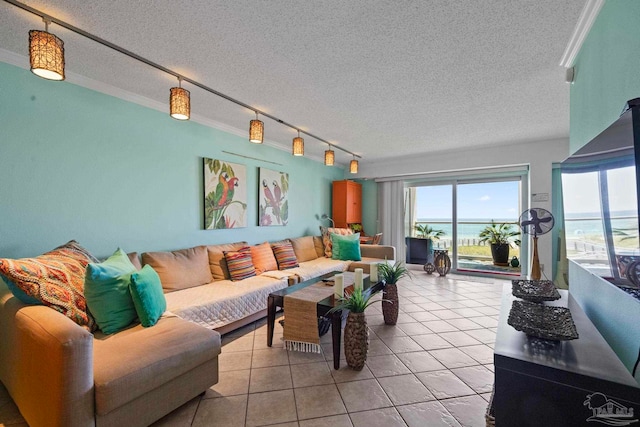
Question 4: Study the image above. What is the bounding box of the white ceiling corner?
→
[559,0,605,67]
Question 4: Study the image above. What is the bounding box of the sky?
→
[414,181,520,220]
[562,166,637,216]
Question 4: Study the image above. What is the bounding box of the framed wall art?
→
[204,158,247,229]
[258,168,289,226]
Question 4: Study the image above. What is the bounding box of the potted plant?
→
[478,221,520,266]
[406,224,445,264]
[329,287,380,370]
[377,261,411,325]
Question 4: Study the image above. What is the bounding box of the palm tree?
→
[414,224,445,240]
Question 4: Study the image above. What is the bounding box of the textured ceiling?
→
[0,0,586,165]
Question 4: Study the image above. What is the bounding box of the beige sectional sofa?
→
[146,236,395,334]
[0,235,394,427]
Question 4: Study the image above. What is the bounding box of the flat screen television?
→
[561,99,640,295]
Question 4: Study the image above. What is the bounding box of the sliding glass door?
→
[407,175,525,277]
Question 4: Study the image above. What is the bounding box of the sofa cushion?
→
[320,227,353,258]
[141,246,212,292]
[313,236,325,258]
[127,252,142,270]
[93,315,221,416]
[290,236,318,263]
[335,238,362,261]
[0,240,97,331]
[281,258,350,282]
[271,242,299,270]
[206,242,248,281]
[164,276,288,329]
[250,243,278,274]
[84,248,138,335]
[331,233,360,260]
[224,247,256,281]
[130,265,166,327]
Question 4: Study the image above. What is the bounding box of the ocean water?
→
[415,217,639,240]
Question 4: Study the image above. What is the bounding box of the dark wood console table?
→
[494,285,639,427]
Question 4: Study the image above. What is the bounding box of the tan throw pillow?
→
[250,242,278,274]
[319,226,354,258]
[289,236,318,262]
[313,236,325,258]
[206,242,248,280]
[127,252,142,270]
[141,246,212,292]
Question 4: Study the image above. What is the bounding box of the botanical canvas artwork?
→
[259,168,289,226]
[204,158,247,229]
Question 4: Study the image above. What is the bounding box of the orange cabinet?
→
[332,180,362,229]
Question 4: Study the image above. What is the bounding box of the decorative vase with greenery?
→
[377,261,411,325]
[478,221,521,266]
[329,288,379,370]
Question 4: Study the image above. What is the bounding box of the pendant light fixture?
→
[292,130,304,156]
[249,112,264,144]
[169,77,190,120]
[350,156,359,174]
[324,145,335,166]
[29,19,65,81]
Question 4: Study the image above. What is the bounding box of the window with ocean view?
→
[409,177,522,276]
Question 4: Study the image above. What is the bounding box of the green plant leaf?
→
[213,159,221,175]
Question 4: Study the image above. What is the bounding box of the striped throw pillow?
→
[224,247,256,281]
[250,242,278,274]
[271,242,299,270]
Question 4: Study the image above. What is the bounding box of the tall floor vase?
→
[344,312,368,370]
[382,283,399,325]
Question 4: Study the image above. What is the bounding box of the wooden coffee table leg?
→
[267,295,275,347]
[331,310,342,369]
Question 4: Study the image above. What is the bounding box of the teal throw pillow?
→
[130,265,166,327]
[337,239,362,261]
[84,248,138,334]
[331,233,360,260]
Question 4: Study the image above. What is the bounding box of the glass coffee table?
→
[267,271,383,369]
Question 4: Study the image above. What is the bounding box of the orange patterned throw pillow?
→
[0,240,98,331]
[319,226,354,258]
[250,242,278,274]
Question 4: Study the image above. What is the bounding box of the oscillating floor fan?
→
[519,208,555,280]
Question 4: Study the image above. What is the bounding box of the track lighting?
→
[169,77,190,120]
[249,112,264,144]
[350,156,359,174]
[324,145,335,166]
[29,19,64,81]
[292,130,304,156]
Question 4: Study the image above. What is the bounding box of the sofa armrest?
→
[360,245,396,261]
[0,284,95,427]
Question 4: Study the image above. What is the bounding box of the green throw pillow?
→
[337,239,362,261]
[331,233,360,260]
[130,265,166,327]
[84,248,138,334]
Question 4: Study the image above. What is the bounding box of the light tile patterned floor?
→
[0,271,508,427]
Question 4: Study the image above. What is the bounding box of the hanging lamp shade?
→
[324,148,335,166]
[350,159,359,174]
[250,112,264,143]
[29,29,65,81]
[169,86,190,120]
[292,132,304,156]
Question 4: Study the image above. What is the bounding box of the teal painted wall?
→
[0,62,344,259]
[356,179,378,235]
[570,0,640,153]
[568,1,640,378]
